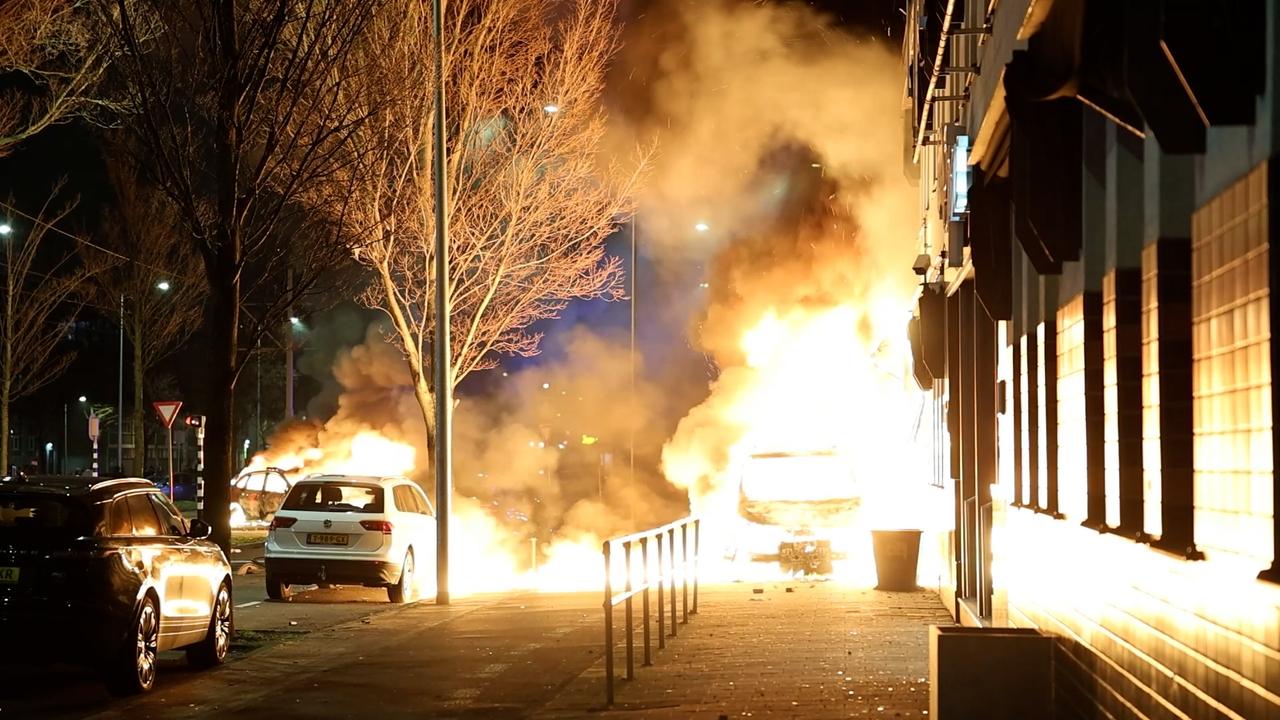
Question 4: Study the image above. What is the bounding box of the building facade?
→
[905,1,1280,717]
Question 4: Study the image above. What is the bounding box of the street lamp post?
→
[629,218,636,528]
[432,0,453,606]
[117,294,124,473]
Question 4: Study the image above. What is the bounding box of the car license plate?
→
[306,533,349,546]
[0,567,18,584]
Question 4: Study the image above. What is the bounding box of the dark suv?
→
[0,475,234,694]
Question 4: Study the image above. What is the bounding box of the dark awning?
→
[907,316,932,391]
[1005,95,1082,275]
[918,283,946,380]
[967,172,1013,321]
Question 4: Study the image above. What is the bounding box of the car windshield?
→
[282,483,384,513]
[0,491,96,538]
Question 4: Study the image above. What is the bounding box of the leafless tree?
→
[0,183,91,470]
[0,0,135,156]
[101,0,382,551]
[78,161,206,476]
[333,0,642,457]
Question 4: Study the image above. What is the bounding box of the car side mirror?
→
[188,519,212,539]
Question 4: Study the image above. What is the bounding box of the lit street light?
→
[0,223,11,236]
[543,103,560,114]
[63,396,88,474]
[694,222,710,233]
[156,280,171,291]
[290,316,301,326]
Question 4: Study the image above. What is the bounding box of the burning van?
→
[731,449,860,575]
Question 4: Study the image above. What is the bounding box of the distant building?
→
[904,1,1279,717]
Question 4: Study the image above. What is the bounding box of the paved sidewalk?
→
[537,581,952,719]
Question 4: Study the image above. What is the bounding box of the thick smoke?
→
[255,1,923,568]
[606,1,920,514]
[608,0,914,277]
[261,322,688,566]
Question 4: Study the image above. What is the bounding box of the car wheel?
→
[188,581,233,668]
[107,594,160,696]
[266,572,292,601]
[387,550,415,604]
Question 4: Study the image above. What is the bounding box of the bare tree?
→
[101,0,382,551]
[0,0,134,156]
[334,0,641,456]
[78,161,206,476]
[0,184,91,470]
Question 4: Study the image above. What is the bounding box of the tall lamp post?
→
[117,294,124,473]
[61,395,86,474]
[432,0,453,606]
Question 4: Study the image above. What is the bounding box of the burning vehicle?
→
[229,466,296,527]
[731,448,860,575]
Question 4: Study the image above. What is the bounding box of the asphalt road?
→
[0,569,440,719]
[78,590,603,720]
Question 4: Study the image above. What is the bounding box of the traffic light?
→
[185,415,203,428]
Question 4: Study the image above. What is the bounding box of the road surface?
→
[0,571,445,719]
[82,590,602,719]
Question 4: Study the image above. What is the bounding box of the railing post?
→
[641,536,652,666]
[603,540,614,706]
[668,527,677,637]
[681,522,689,625]
[624,540,635,680]
[692,518,700,615]
[657,530,666,649]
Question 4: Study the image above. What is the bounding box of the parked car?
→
[264,475,435,603]
[151,472,197,502]
[0,475,233,695]
[229,467,294,526]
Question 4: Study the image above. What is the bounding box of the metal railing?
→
[602,516,701,705]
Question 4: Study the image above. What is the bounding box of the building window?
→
[1141,244,1165,539]
[1022,333,1040,509]
[1190,163,1272,570]
[1058,296,1088,521]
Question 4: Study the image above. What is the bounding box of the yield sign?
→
[153,401,183,429]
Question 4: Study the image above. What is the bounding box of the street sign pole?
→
[194,416,206,519]
[167,425,174,500]
[152,401,183,499]
[88,413,100,478]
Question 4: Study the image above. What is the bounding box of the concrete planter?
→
[929,625,1054,720]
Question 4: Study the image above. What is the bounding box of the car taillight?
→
[269,516,297,530]
[359,520,393,534]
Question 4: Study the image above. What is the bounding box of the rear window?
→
[0,492,96,537]
[282,483,384,513]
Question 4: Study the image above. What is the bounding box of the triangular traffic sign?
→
[153,401,183,428]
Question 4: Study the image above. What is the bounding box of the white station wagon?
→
[264,475,435,603]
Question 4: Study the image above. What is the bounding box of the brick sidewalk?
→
[537,581,953,719]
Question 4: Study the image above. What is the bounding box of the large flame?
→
[663,299,934,586]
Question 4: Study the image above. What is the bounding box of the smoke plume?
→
[607,0,922,515]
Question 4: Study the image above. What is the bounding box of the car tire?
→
[188,581,233,668]
[106,593,160,696]
[387,550,415,604]
[266,573,292,602]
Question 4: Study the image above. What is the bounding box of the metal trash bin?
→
[871,529,921,591]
